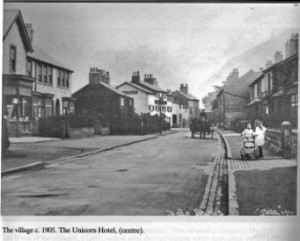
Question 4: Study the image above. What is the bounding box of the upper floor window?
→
[162,93,166,99]
[42,65,47,84]
[9,45,16,73]
[48,66,52,85]
[57,69,61,86]
[66,72,69,88]
[38,64,42,83]
[148,105,154,112]
[167,106,172,112]
[27,60,32,77]
[62,71,65,87]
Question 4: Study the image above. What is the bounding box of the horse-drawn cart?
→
[190,119,215,139]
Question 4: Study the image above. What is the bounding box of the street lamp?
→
[155,96,167,135]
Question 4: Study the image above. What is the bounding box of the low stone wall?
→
[68,127,95,139]
[8,121,31,137]
[265,128,282,155]
[265,128,297,158]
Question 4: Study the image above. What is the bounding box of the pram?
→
[240,134,259,160]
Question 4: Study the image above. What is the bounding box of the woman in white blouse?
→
[253,120,267,157]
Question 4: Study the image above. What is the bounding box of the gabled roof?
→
[117,82,155,94]
[224,69,261,97]
[135,81,167,93]
[263,54,298,73]
[175,90,199,101]
[27,45,73,72]
[248,73,264,87]
[3,10,33,52]
[72,82,132,99]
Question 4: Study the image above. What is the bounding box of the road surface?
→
[2,129,219,215]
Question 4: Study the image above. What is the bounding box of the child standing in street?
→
[253,120,267,157]
[241,123,254,141]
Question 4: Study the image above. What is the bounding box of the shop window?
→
[9,45,16,73]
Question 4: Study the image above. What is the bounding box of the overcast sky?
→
[4,3,300,106]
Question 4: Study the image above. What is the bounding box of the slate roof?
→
[223,69,261,97]
[27,45,73,72]
[117,82,155,94]
[3,10,33,52]
[72,82,131,99]
[176,91,199,101]
[135,81,167,93]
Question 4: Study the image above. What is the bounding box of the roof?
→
[263,54,298,73]
[248,73,264,87]
[224,69,261,97]
[135,81,167,93]
[27,45,73,72]
[72,82,131,99]
[117,82,155,94]
[3,10,33,52]
[176,91,199,101]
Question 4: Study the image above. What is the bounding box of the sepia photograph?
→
[1,1,299,239]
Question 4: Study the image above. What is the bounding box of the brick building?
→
[72,68,134,122]
[117,72,173,123]
[171,84,199,126]
[246,34,298,128]
[215,69,260,129]
[3,10,34,136]
[3,10,75,137]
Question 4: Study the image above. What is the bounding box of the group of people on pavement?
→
[241,120,267,157]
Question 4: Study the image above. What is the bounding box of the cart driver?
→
[200,109,207,121]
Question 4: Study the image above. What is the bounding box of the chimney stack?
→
[180,83,188,94]
[89,67,110,85]
[289,33,299,57]
[131,71,140,84]
[25,23,34,43]
[144,74,157,86]
[274,51,283,64]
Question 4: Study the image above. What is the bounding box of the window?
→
[162,93,166,99]
[38,64,42,83]
[27,60,32,77]
[291,94,298,106]
[155,105,159,111]
[179,114,182,122]
[190,107,193,114]
[148,105,154,112]
[57,69,61,86]
[66,72,69,88]
[69,101,75,114]
[9,45,16,73]
[62,71,65,87]
[162,106,166,112]
[42,65,47,84]
[167,96,172,101]
[120,97,124,106]
[32,96,39,119]
[167,106,172,112]
[48,66,52,85]
[45,98,52,117]
[38,97,44,118]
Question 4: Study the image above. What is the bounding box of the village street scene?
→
[1,3,298,216]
